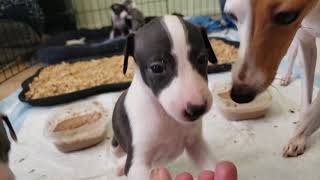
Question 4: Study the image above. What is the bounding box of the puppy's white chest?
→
[126,90,199,166]
[147,125,191,166]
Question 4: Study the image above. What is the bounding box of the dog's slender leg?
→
[283,29,317,157]
[283,91,320,157]
[280,41,298,86]
[297,28,317,113]
[185,129,215,170]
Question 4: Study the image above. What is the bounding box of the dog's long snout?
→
[184,102,207,121]
[230,84,257,104]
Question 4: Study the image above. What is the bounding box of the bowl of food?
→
[213,84,272,121]
[44,101,108,153]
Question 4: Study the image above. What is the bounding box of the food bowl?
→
[213,85,272,121]
[45,101,108,153]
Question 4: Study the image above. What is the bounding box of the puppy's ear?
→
[199,27,218,64]
[1,114,17,142]
[110,4,116,11]
[110,4,120,11]
[123,33,135,74]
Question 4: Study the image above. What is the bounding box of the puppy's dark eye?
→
[150,63,164,74]
[273,11,300,25]
[225,12,238,22]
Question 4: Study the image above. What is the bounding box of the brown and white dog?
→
[0,114,17,180]
[224,0,319,157]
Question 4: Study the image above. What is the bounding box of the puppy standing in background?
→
[110,0,144,39]
[111,15,218,180]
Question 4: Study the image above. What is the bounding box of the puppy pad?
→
[9,72,320,180]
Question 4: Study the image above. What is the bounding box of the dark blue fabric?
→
[37,37,126,64]
[219,0,237,30]
[186,0,237,33]
[186,16,224,33]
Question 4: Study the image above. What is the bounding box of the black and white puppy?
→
[0,114,17,180]
[111,15,218,179]
[110,3,130,39]
[110,1,144,39]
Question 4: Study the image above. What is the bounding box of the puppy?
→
[110,3,130,39]
[111,15,218,179]
[110,1,144,39]
[0,114,17,180]
[123,0,144,31]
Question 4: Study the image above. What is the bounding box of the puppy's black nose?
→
[230,85,257,104]
[184,103,207,121]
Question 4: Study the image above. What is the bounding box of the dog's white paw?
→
[280,74,292,86]
[283,136,306,158]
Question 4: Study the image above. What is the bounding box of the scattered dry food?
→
[28,169,35,174]
[25,56,135,99]
[18,158,25,163]
[210,39,238,64]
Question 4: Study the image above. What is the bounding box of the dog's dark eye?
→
[225,12,238,22]
[150,63,164,74]
[273,11,300,25]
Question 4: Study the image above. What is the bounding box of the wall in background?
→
[68,0,221,29]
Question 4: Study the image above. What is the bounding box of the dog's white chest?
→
[302,2,320,37]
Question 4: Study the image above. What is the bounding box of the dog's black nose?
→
[230,85,257,104]
[184,103,207,121]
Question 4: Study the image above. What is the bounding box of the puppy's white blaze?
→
[120,11,128,19]
[0,163,14,180]
[159,15,212,123]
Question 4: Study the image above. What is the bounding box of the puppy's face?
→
[110,3,128,18]
[124,16,218,123]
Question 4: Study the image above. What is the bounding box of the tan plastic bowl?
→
[213,86,272,121]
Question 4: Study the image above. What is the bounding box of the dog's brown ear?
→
[123,33,135,74]
[1,114,17,142]
[198,27,218,64]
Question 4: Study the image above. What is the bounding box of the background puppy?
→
[111,15,218,179]
[110,0,144,39]
[0,114,17,180]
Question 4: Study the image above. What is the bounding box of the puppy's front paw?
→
[280,74,292,86]
[116,164,125,176]
[283,136,306,158]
